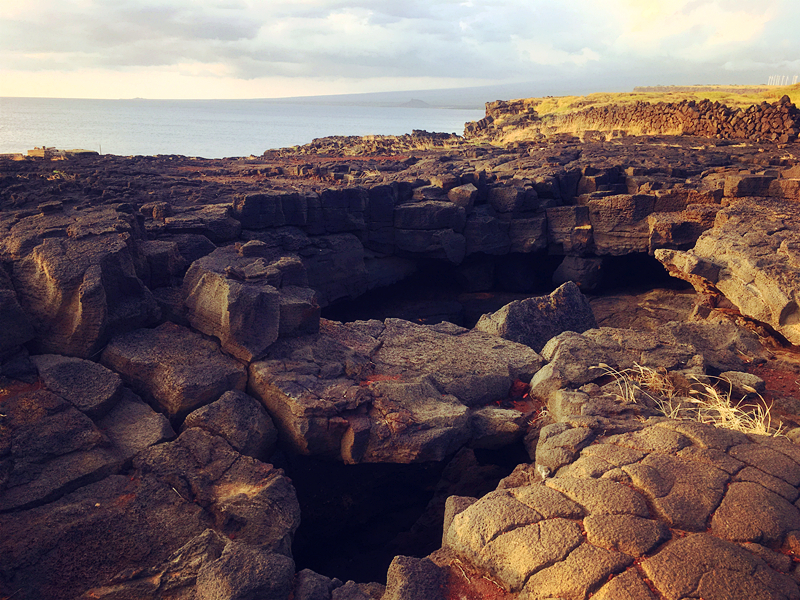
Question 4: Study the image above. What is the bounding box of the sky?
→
[1,0,799,100]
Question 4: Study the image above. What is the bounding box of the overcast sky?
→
[2,0,799,100]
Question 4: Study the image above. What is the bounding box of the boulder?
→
[7,208,159,358]
[474,282,598,352]
[183,245,318,362]
[182,390,278,460]
[101,322,247,419]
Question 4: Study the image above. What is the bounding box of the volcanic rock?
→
[0,428,299,600]
[474,281,598,352]
[248,318,543,463]
[181,390,278,460]
[656,197,800,345]
[101,322,247,419]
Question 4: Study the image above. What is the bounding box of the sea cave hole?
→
[322,251,691,328]
[303,250,690,583]
[283,442,530,584]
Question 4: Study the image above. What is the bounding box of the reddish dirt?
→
[442,561,516,600]
[748,350,800,428]
[0,378,43,402]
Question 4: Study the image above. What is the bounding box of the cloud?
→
[2,0,800,98]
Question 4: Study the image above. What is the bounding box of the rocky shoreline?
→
[3,102,800,599]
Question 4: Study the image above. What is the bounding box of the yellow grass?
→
[593,363,784,437]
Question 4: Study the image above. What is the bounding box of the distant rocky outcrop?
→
[467,94,800,144]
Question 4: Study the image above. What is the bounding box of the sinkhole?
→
[289,250,690,584]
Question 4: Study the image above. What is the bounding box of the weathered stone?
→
[183,246,313,361]
[0,427,300,600]
[729,442,800,486]
[520,543,632,600]
[293,569,342,600]
[474,282,597,352]
[463,209,511,256]
[468,406,527,449]
[138,239,188,288]
[641,533,799,600]
[553,255,604,291]
[195,543,295,600]
[587,194,655,254]
[394,228,466,263]
[658,199,800,345]
[583,513,668,556]
[382,556,446,600]
[79,529,229,600]
[163,205,242,243]
[546,206,592,254]
[488,186,538,213]
[622,451,729,531]
[545,477,650,517]
[712,481,800,544]
[535,423,595,474]
[508,213,548,253]
[447,183,478,209]
[31,354,123,417]
[0,390,121,512]
[479,519,583,591]
[11,229,159,358]
[0,267,35,355]
[97,388,175,462]
[724,175,776,197]
[182,390,278,460]
[101,323,247,418]
[593,569,657,600]
[394,201,466,231]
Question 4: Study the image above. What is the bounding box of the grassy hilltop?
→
[509,83,800,117]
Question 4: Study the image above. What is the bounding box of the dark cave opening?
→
[322,251,691,328]
[285,441,530,584]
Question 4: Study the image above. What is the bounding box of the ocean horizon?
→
[0,97,485,159]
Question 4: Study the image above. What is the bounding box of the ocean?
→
[0,97,486,159]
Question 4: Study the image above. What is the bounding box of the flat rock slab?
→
[248,318,543,463]
[101,322,247,419]
[31,354,123,417]
[444,418,800,599]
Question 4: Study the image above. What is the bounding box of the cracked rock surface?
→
[441,418,800,599]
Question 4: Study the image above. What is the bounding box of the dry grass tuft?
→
[593,363,783,436]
